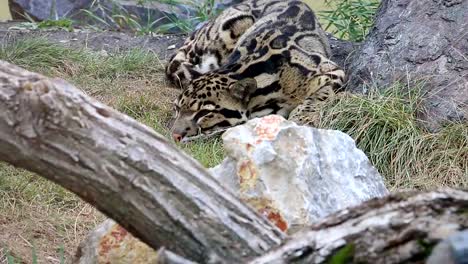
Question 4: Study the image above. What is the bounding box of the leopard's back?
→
[167,0,346,141]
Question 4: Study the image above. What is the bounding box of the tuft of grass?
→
[317,85,467,190]
[319,0,380,41]
[0,38,163,77]
[0,166,81,210]
[79,49,164,79]
[0,38,86,72]
[37,19,75,31]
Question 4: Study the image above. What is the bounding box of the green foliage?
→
[82,0,167,35]
[10,19,75,31]
[328,244,355,264]
[319,0,380,41]
[318,85,468,190]
[417,239,436,258]
[37,19,74,31]
[82,0,221,34]
[155,0,220,33]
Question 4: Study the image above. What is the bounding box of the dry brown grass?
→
[0,166,104,263]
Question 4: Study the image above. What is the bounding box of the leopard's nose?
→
[172,132,185,142]
[172,133,183,142]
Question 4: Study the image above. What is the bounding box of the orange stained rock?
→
[99,225,128,257]
[254,115,284,144]
[238,160,258,192]
[245,197,289,232]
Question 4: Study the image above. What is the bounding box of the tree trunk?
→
[0,60,284,263]
[347,0,468,131]
[251,188,468,264]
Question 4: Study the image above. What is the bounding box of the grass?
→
[0,37,163,77]
[317,85,467,190]
[0,38,85,72]
[0,165,101,263]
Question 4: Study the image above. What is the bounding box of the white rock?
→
[76,115,389,261]
[75,219,158,264]
[209,115,388,231]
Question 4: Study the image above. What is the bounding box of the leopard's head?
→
[171,74,257,142]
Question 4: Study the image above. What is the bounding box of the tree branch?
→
[250,188,468,263]
[0,60,284,263]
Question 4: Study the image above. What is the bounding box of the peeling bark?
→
[251,188,468,264]
[156,248,199,264]
[0,60,283,263]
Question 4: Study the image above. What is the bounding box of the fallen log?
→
[251,188,468,264]
[0,60,283,263]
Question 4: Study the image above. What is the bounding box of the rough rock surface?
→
[74,219,158,263]
[9,0,90,20]
[210,115,388,231]
[427,229,468,264]
[348,0,468,131]
[76,115,387,262]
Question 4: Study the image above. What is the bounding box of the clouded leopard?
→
[166,0,345,142]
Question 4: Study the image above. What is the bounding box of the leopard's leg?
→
[289,85,335,126]
[289,61,345,126]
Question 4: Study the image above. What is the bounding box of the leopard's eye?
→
[194,109,212,122]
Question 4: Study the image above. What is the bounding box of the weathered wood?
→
[0,60,284,263]
[250,188,468,264]
[156,248,199,264]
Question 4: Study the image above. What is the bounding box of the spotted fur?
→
[167,0,346,141]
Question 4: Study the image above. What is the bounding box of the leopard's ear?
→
[229,78,257,104]
[171,65,202,89]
